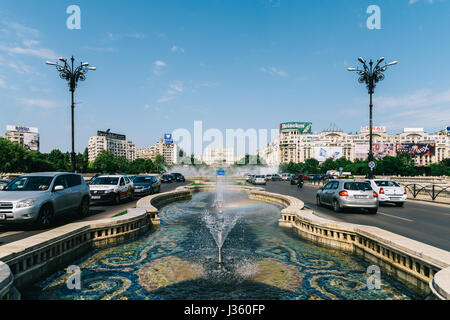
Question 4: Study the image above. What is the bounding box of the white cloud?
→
[260,66,288,77]
[409,0,434,4]
[0,77,6,88]
[0,45,58,60]
[153,60,167,76]
[18,98,59,109]
[171,45,185,53]
[374,88,450,130]
[158,81,184,103]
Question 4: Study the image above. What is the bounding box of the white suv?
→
[365,180,407,207]
[89,175,134,205]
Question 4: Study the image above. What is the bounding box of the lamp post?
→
[46,56,96,172]
[348,57,397,179]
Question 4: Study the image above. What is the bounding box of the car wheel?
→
[316,196,322,207]
[37,205,53,228]
[368,208,378,214]
[78,197,89,218]
[333,200,342,213]
[114,194,121,205]
[395,202,404,207]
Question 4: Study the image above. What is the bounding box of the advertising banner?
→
[360,126,386,133]
[396,143,435,157]
[22,132,39,151]
[354,143,395,159]
[314,147,342,162]
[280,122,312,134]
[164,133,173,145]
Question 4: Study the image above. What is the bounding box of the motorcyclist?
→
[297,174,304,188]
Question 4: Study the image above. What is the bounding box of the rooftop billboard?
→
[396,143,435,157]
[280,122,312,134]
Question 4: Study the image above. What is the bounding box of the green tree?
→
[89,150,118,173]
[304,158,320,174]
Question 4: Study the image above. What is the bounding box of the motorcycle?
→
[297,180,304,189]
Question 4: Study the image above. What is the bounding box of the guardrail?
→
[404,184,450,202]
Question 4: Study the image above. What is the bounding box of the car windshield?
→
[0,180,9,186]
[344,182,372,191]
[4,176,53,191]
[256,175,265,178]
[90,177,119,185]
[375,181,400,187]
[134,177,153,183]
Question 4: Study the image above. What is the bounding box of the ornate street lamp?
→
[46,56,96,172]
[348,57,397,179]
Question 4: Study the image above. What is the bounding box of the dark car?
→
[271,174,282,181]
[133,175,158,196]
[171,173,185,182]
[160,174,173,183]
[0,179,10,190]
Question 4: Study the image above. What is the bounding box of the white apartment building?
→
[258,137,280,167]
[136,139,180,165]
[258,123,449,167]
[202,147,236,167]
[5,125,40,152]
[88,130,136,162]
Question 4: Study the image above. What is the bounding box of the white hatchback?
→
[365,180,407,207]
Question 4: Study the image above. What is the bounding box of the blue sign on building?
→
[217,168,226,176]
[164,133,173,145]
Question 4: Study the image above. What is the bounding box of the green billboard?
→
[280,122,312,134]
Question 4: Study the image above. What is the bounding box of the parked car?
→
[246,174,253,182]
[0,179,10,190]
[0,172,90,227]
[265,174,273,181]
[281,173,290,181]
[89,175,134,205]
[253,175,267,185]
[160,174,173,183]
[133,175,161,196]
[365,180,407,207]
[171,173,186,182]
[316,180,378,214]
[271,174,282,181]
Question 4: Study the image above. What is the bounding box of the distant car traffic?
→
[133,175,161,196]
[316,180,378,214]
[170,173,186,182]
[0,179,10,190]
[265,174,273,181]
[160,174,173,183]
[89,175,134,204]
[0,172,90,227]
[281,173,290,181]
[365,180,407,207]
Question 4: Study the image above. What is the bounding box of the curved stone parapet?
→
[247,188,450,299]
[431,266,450,300]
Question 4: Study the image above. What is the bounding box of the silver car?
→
[0,172,90,227]
[316,180,379,214]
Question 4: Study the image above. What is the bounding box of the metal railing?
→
[404,184,450,201]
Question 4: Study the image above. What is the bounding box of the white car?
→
[253,175,267,185]
[281,173,290,181]
[365,180,407,207]
[89,175,135,204]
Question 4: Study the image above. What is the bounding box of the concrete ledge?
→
[248,189,450,299]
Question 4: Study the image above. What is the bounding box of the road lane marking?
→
[378,212,413,222]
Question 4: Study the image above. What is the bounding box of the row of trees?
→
[279,154,450,176]
[0,138,167,174]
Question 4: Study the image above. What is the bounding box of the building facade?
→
[5,125,40,152]
[88,130,136,162]
[258,124,449,167]
[202,147,237,167]
[136,139,181,165]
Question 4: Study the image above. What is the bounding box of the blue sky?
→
[0,0,449,153]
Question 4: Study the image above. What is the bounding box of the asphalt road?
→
[259,180,450,251]
[0,181,190,246]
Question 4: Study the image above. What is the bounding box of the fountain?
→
[203,172,239,269]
